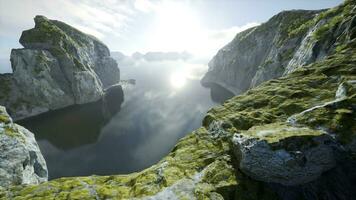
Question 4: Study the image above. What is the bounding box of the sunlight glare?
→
[151,2,205,53]
[170,72,187,89]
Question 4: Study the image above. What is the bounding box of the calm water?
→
[18,59,233,179]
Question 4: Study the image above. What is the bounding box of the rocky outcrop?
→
[202,0,356,95]
[0,15,120,120]
[232,79,356,187]
[0,106,47,187]
[1,1,355,199]
[232,124,337,186]
[101,84,124,118]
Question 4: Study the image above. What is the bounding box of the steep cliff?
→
[201,2,355,95]
[0,106,47,188]
[0,16,120,120]
[1,1,355,199]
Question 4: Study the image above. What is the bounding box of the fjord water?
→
[18,59,232,179]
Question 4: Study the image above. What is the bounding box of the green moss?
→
[2,2,356,199]
[279,48,295,61]
[241,123,324,144]
[73,58,87,71]
[20,19,66,46]
[0,114,10,124]
[201,157,237,189]
[288,18,315,38]
[335,44,348,53]
[293,95,356,144]
[313,2,354,41]
[67,188,93,199]
[1,126,234,199]
[277,10,318,45]
[3,127,23,140]
[19,16,91,72]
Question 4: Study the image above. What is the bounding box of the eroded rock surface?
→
[232,123,337,186]
[1,1,355,199]
[202,1,356,95]
[0,106,47,188]
[0,15,120,120]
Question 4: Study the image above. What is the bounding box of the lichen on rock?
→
[0,106,48,188]
[0,15,120,120]
[1,0,356,199]
[201,0,356,96]
[232,123,337,186]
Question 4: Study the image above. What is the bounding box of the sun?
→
[170,72,187,89]
[149,2,204,53]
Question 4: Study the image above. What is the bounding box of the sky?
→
[0,0,343,73]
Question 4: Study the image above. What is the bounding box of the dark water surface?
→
[18,60,231,179]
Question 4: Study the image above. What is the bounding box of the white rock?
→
[0,106,48,187]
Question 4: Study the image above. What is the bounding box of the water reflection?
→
[18,86,124,150]
[18,59,218,179]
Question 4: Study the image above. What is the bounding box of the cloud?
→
[0,0,260,73]
[134,0,158,13]
[0,0,136,39]
[209,22,260,40]
[0,0,142,72]
[201,22,260,56]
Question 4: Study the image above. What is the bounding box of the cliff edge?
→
[202,3,354,95]
[1,1,356,199]
[0,16,120,120]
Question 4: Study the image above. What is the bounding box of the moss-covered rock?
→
[2,43,355,198]
[232,123,337,186]
[0,15,121,120]
[1,1,356,199]
[19,15,120,88]
[201,8,321,94]
[0,106,48,188]
[202,0,356,95]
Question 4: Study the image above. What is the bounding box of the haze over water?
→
[19,57,232,179]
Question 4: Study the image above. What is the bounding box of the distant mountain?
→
[111,51,192,62]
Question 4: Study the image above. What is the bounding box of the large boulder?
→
[0,106,48,187]
[232,80,356,186]
[1,1,355,199]
[232,123,337,186]
[0,15,120,120]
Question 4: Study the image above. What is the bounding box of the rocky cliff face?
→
[0,106,48,188]
[1,1,355,199]
[201,2,355,95]
[0,16,120,120]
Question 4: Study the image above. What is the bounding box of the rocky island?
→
[0,15,120,120]
[0,0,355,199]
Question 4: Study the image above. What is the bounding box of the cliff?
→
[1,1,356,199]
[201,2,354,95]
[0,16,120,120]
[0,106,48,188]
